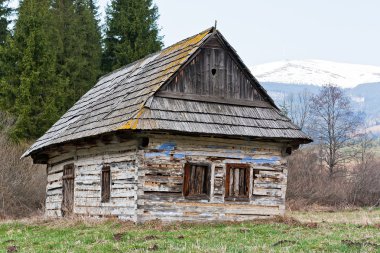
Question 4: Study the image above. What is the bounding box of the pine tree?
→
[88,0,98,15]
[0,0,13,111]
[52,0,102,108]
[0,0,11,45]
[71,0,102,105]
[1,0,66,140]
[102,0,162,73]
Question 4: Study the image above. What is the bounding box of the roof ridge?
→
[98,27,214,81]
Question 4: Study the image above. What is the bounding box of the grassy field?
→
[1,209,380,252]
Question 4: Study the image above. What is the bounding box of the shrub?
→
[286,148,380,209]
[0,133,46,218]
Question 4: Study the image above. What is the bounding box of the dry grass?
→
[287,148,380,208]
[291,208,380,225]
[1,209,380,252]
[0,132,46,218]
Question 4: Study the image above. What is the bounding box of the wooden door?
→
[62,163,75,216]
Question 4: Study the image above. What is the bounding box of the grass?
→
[1,209,380,252]
[294,207,380,225]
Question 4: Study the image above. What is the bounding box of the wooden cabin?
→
[23,27,311,222]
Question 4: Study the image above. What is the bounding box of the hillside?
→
[251,60,380,128]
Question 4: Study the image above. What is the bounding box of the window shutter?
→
[225,164,251,200]
[183,163,210,198]
[183,163,191,196]
[225,165,230,198]
[62,163,75,216]
[101,166,111,203]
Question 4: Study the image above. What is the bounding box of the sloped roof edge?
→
[22,27,214,158]
[22,27,312,159]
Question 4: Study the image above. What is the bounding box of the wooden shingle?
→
[23,28,311,158]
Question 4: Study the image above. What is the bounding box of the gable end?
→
[158,33,267,105]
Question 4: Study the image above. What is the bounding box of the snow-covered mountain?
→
[251,59,380,89]
[250,60,380,128]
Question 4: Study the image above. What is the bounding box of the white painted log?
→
[47,181,62,190]
[253,188,283,197]
[46,201,62,210]
[47,172,63,183]
[74,197,136,207]
[74,206,136,216]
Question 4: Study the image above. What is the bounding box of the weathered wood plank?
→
[74,197,136,207]
[144,175,182,184]
[47,181,62,190]
[46,188,62,196]
[253,188,283,197]
[74,206,136,216]
[143,183,182,192]
[47,172,63,183]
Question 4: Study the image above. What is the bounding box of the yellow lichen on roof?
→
[159,28,211,58]
[117,108,145,130]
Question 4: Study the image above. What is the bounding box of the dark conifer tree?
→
[102,0,162,73]
[0,0,102,140]
[1,0,66,140]
[0,0,11,45]
[72,0,102,102]
[0,0,13,111]
[52,0,102,108]
[88,0,98,15]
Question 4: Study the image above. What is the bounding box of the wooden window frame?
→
[101,165,111,203]
[224,164,251,202]
[183,162,211,200]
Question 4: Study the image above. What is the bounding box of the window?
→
[183,163,211,198]
[101,165,111,203]
[225,164,250,200]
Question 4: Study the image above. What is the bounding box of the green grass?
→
[1,210,380,252]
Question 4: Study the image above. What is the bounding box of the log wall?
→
[138,134,288,222]
[45,138,139,221]
[45,133,289,222]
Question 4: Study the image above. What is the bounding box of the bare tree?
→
[309,85,363,177]
[349,128,380,206]
[354,127,376,165]
[287,147,380,208]
[281,89,312,130]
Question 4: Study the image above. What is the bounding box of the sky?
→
[13,0,380,67]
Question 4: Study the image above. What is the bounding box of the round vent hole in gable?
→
[211,68,217,75]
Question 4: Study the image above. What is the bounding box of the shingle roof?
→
[131,96,309,139]
[23,28,311,158]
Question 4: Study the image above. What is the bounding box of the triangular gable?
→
[156,32,276,108]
